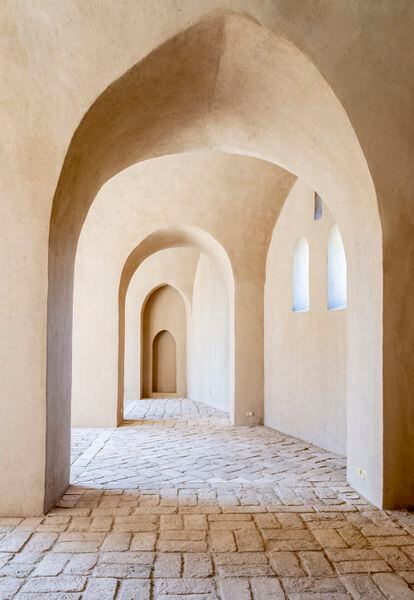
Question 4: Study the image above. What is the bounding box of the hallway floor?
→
[1,400,414,599]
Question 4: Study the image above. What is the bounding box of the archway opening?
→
[118,228,234,423]
[47,13,382,511]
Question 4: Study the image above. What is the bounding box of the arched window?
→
[152,330,177,393]
[292,237,310,312]
[327,225,347,310]
[314,192,323,220]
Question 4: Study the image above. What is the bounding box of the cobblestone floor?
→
[1,399,414,599]
[123,399,227,423]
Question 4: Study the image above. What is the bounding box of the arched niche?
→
[47,14,382,510]
[152,331,177,394]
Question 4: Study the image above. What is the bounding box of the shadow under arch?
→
[118,225,235,426]
[47,13,382,510]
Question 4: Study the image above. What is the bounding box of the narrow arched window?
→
[327,225,347,310]
[314,192,323,220]
[292,237,310,312]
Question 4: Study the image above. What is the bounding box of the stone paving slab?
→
[2,399,414,598]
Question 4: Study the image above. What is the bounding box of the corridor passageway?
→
[1,400,414,597]
[2,2,414,598]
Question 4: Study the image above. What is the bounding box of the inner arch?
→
[118,225,235,425]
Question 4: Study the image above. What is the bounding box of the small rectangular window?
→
[314,192,323,220]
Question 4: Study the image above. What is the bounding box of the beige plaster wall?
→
[1,2,413,513]
[188,255,230,413]
[141,285,186,398]
[265,179,346,455]
[124,247,199,404]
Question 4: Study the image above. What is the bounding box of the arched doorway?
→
[46,14,382,510]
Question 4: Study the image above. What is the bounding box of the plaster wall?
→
[188,255,230,412]
[124,247,199,404]
[1,3,413,513]
[265,179,346,455]
[141,285,186,398]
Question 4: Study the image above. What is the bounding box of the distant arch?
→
[292,237,310,312]
[140,283,189,399]
[119,226,235,418]
[327,225,347,310]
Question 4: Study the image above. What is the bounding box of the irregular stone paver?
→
[1,398,413,598]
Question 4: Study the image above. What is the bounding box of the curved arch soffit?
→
[50,12,380,250]
[120,225,234,304]
[139,282,192,323]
